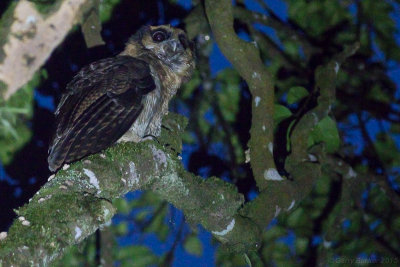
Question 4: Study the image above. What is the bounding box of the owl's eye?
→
[152,31,167,42]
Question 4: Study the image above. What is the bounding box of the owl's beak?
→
[172,41,178,52]
[168,39,184,53]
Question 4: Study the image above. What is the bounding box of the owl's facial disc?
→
[141,25,195,79]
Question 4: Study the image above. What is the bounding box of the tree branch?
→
[205,0,277,190]
[0,0,97,100]
[242,43,360,229]
[0,113,260,266]
[205,0,361,233]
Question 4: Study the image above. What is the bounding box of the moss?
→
[159,113,188,153]
[0,190,115,265]
[3,194,73,255]
[32,0,64,17]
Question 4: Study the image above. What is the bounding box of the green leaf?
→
[114,222,128,236]
[230,133,245,163]
[113,198,130,215]
[309,116,340,153]
[143,205,168,241]
[288,0,349,37]
[287,208,305,228]
[198,102,212,136]
[274,104,292,125]
[296,237,309,254]
[283,41,299,57]
[374,134,400,167]
[265,226,287,241]
[272,242,291,260]
[135,209,152,222]
[117,246,157,267]
[183,235,203,256]
[287,86,309,104]
[99,0,121,22]
[157,224,169,242]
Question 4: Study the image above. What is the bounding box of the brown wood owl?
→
[48,25,195,171]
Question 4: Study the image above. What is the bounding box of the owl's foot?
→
[142,134,160,143]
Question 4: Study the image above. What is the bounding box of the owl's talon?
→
[143,134,160,143]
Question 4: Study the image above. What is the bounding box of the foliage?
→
[99,0,122,22]
[0,70,47,164]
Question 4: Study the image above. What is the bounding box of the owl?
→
[48,25,195,171]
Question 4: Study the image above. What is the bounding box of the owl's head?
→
[128,25,195,82]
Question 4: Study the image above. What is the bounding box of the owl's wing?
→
[48,56,156,171]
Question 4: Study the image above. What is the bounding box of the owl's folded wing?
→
[48,56,156,171]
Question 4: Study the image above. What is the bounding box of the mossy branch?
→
[242,43,360,229]
[205,0,276,190]
[0,113,261,266]
[283,43,360,200]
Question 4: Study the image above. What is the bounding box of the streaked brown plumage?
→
[48,25,195,171]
